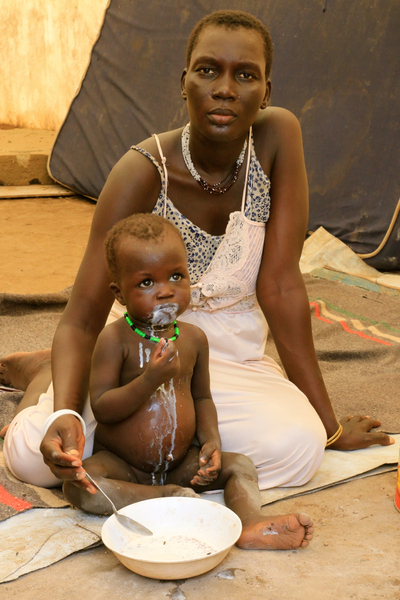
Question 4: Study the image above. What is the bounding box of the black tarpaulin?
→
[48,0,400,270]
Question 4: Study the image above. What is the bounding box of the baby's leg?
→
[165,445,209,488]
[216,453,314,551]
[63,450,198,515]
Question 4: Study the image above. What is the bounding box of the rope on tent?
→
[357,198,400,259]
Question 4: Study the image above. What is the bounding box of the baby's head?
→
[105,214,190,328]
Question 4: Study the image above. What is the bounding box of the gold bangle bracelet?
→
[325,423,343,447]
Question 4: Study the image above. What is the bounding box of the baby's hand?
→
[190,441,221,486]
[145,339,180,387]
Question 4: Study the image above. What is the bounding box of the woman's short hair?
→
[186,10,273,78]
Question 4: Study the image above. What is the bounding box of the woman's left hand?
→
[328,416,394,451]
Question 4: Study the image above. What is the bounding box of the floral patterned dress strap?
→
[152,133,168,218]
[241,127,253,214]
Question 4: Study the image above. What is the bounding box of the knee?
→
[63,480,84,510]
[3,426,61,488]
[37,358,52,373]
[281,419,326,486]
[299,418,327,456]
[63,480,111,515]
[222,452,258,483]
[277,415,326,460]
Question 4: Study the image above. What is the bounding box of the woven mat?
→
[0,443,68,521]
[267,274,400,433]
[0,289,70,521]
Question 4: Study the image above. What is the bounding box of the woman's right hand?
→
[40,414,92,489]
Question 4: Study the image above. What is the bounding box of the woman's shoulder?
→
[254,107,301,138]
[132,128,183,161]
[112,128,182,174]
[252,107,303,168]
[98,128,183,213]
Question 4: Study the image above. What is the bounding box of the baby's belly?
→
[95,383,196,476]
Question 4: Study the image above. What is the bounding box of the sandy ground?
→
[1,197,400,599]
[0,196,95,294]
[2,474,399,600]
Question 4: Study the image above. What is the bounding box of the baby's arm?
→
[90,324,179,424]
[189,328,221,486]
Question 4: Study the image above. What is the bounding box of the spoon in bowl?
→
[85,472,153,536]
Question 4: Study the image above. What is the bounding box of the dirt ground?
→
[2,474,399,600]
[1,197,400,599]
[0,196,95,294]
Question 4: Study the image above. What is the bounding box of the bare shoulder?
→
[254,107,302,146]
[95,127,183,218]
[252,108,304,174]
[97,143,159,215]
[95,318,128,351]
[138,128,183,157]
[255,106,301,134]
[177,321,209,350]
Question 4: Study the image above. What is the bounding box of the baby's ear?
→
[109,282,125,305]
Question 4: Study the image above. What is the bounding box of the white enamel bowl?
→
[101,497,242,579]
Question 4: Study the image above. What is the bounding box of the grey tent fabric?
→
[48,0,400,270]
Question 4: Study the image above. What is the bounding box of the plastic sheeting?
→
[300,228,400,290]
[48,0,400,269]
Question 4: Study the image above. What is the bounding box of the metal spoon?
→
[85,472,153,536]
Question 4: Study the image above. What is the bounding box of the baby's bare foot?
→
[0,350,51,390]
[163,484,200,499]
[238,513,314,550]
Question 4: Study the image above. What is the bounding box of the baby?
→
[64,213,314,550]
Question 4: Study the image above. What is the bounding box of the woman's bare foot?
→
[0,424,10,438]
[0,350,51,390]
[237,513,314,550]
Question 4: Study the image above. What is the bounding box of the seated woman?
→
[1,10,392,494]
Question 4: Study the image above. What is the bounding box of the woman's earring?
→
[181,90,187,101]
[260,100,268,109]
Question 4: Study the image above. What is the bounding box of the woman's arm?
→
[40,148,163,480]
[255,109,393,450]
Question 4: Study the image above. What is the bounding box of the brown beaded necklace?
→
[181,123,247,195]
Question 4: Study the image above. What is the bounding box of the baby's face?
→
[111,231,190,330]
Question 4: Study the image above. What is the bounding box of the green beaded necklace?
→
[124,312,180,343]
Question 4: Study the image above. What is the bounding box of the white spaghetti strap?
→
[152,133,168,218]
[241,127,253,214]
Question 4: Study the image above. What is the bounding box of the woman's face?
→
[182,25,270,142]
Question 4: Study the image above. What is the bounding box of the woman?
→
[2,10,391,496]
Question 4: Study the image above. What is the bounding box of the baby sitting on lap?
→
[63,213,314,550]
